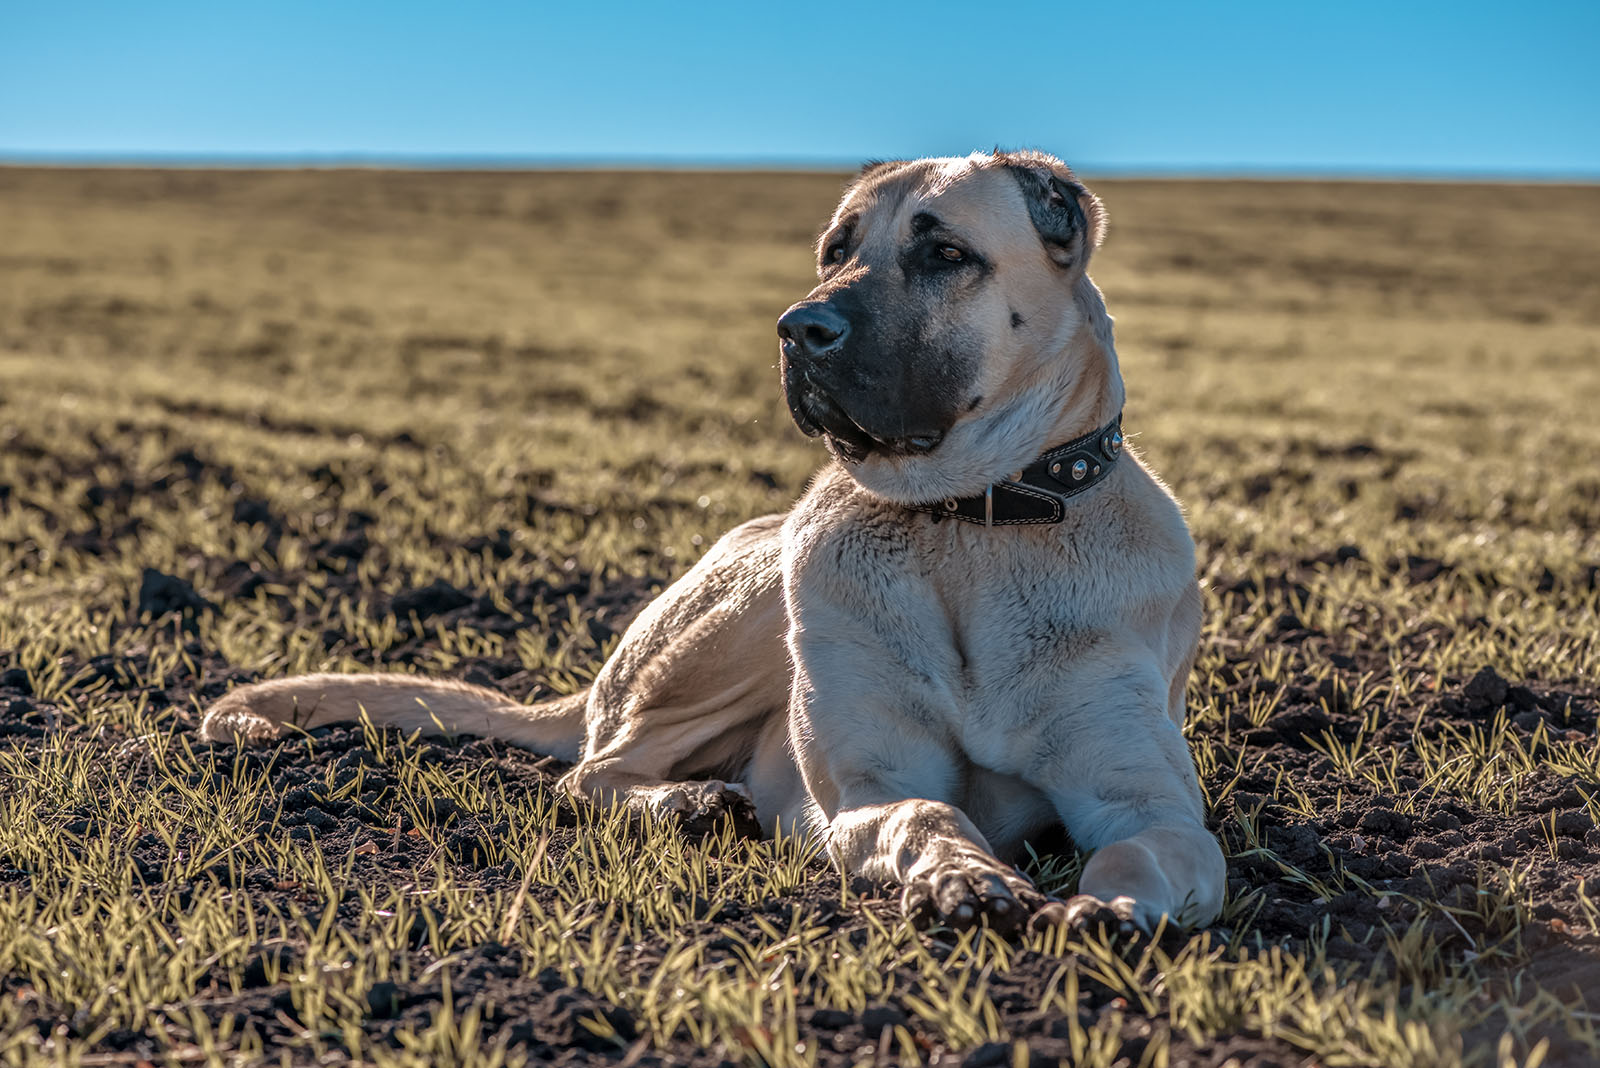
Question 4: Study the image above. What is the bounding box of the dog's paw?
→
[634,779,761,838]
[1029,893,1153,939]
[901,854,1045,936]
[199,703,283,744]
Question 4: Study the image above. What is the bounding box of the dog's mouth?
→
[786,374,944,464]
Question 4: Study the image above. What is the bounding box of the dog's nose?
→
[777,302,850,360]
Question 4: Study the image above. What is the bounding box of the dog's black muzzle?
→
[778,300,947,463]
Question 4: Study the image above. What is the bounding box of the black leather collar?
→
[910,414,1124,527]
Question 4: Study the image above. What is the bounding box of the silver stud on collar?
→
[919,412,1121,527]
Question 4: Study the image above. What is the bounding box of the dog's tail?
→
[200,673,587,762]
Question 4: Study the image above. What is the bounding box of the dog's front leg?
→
[1052,823,1224,934]
[828,795,1046,933]
[1032,660,1226,934]
[791,676,1045,933]
[782,501,1046,932]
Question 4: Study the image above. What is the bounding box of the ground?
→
[0,167,1598,1068]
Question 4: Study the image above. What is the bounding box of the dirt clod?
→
[135,568,214,620]
[1463,665,1510,713]
[390,580,473,620]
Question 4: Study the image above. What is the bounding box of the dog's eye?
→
[937,246,966,263]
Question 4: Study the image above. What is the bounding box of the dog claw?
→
[901,857,1043,937]
[632,779,761,838]
[1030,893,1149,939]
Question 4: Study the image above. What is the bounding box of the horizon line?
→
[2,150,1598,185]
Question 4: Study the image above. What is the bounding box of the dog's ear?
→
[846,158,907,197]
[999,154,1107,271]
[855,159,905,181]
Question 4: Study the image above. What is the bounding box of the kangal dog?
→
[205,150,1225,935]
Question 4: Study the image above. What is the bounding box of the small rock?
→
[963,1042,1010,1068]
[1462,667,1508,714]
[860,1004,908,1036]
[136,568,214,620]
[391,580,472,619]
[0,668,31,694]
[1511,711,1545,733]
[808,1008,853,1030]
[1506,686,1540,712]
[365,980,403,1019]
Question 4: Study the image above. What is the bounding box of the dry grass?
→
[0,166,1597,1067]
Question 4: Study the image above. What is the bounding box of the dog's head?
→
[778,150,1116,504]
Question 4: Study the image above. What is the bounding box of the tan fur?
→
[203,151,1225,934]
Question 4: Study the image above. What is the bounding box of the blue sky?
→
[3,0,1596,176]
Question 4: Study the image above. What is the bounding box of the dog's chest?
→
[789,464,1191,774]
[929,533,1123,768]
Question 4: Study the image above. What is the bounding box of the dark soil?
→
[3,459,1599,1065]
